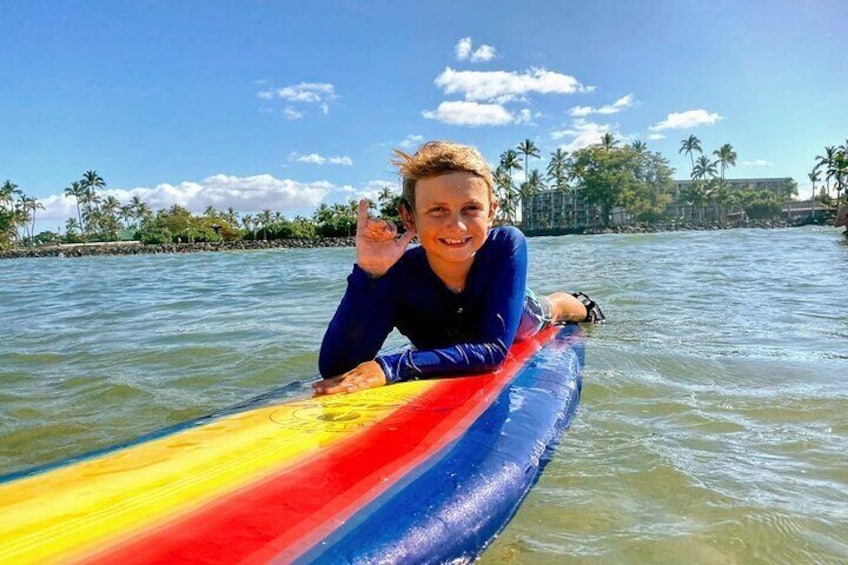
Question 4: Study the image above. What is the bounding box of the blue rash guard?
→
[319,226,528,384]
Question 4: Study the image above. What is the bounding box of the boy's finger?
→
[398,228,416,247]
[356,199,369,233]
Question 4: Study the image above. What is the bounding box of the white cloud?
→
[258,82,337,118]
[454,37,497,63]
[37,174,337,224]
[398,134,425,149]
[568,93,635,117]
[328,156,353,166]
[455,37,472,60]
[283,106,304,120]
[649,109,723,131]
[260,82,336,103]
[551,119,613,153]
[434,67,590,103]
[742,159,773,167]
[648,133,666,140]
[422,100,518,126]
[515,108,535,125]
[289,152,353,166]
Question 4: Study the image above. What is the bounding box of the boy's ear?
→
[488,200,498,227]
[399,201,415,230]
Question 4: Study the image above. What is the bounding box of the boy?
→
[314,141,603,395]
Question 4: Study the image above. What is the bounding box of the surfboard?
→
[0,324,584,564]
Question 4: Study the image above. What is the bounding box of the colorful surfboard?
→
[0,324,584,564]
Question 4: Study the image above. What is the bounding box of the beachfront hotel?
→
[521,177,797,230]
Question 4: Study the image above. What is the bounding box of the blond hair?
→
[391,141,495,211]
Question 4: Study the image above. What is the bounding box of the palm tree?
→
[516,139,540,184]
[242,214,255,239]
[499,149,523,178]
[679,134,702,171]
[831,145,848,206]
[712,143,737,180]
[815,146,837,197]
[600,132,618,149]
[631,140,647,153]
[119,205,134,229]
[64,217,82,237]
[521,170,546,196]
[808,169,821,200]
[1,180,20,211]
[80,170,106,218]
[546,148,570,192]
[64,181,86,232]
[100,195,122,240]
[257,209,273,241]
[22,196,45,245]
[499,150,523,221]
[493,166,516,224]
[691,155,718,181]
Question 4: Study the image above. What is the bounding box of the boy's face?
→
[400,172,495,274]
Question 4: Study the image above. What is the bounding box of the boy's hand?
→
[355,199,416,277]
[312,360,387,395]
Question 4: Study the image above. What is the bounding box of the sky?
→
[2,0,846,229]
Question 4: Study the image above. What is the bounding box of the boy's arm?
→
[377,228,528,383]
[319,199,414,379]
[318,265,396,379]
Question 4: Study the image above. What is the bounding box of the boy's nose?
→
[446,214,467,231]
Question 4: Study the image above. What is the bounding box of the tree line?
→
[3,134,843,249]
[809,140,848,206]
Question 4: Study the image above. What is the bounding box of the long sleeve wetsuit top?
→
[319,226,528,383]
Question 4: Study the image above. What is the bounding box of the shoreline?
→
[0,219,839,260]
[523,217,816,237]
[0,237,356,260]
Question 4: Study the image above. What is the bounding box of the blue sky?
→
[2,0,846,228]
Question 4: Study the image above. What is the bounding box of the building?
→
[522,177,796,229]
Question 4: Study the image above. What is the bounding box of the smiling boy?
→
[314,141,602,395]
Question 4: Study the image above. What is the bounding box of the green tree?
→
[691,155,718,181]
[815,146,837,197]
[679,134,702,171]
[63,181,86,232]
[100,195,122,240]
[257,209,273,241]
[808,169,821,201]
[377,186,403,228]
[21,196,45,245]
[631,140,648,153]
[569,143,674,227]
[523,169,546,196]
[600,132,619,149]
[545,148,570,192]
[494,166,517,224]
[498,149,523,224]
[713,143,737,180]
[80,170,105,237]
[516,138,540,184]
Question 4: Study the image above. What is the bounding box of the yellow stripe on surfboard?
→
[0,381,435,565]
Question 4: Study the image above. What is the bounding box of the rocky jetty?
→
[0,237,355,260]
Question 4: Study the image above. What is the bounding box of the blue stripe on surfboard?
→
[294,325,584,564]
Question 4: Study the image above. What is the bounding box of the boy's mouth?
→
[439,237,471,247]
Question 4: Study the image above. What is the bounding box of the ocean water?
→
[1,226,846,564]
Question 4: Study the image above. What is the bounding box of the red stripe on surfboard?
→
[85,329,553,565]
